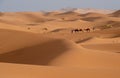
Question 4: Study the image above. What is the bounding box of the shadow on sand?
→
[0,39,69,66]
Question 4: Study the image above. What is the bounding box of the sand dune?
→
[0,12,54,26]
[59,8,115,14]
[79,37,120,52]
[0,9,120,78]
[45,11,62,16]
[0,28,77,65]
[57,11,80,16]
[82,43,120,53]
[80,37,120,44]
[110,10,120,17]
[80,12,106,17]
[0,29,120,68]
[0,39,75,65]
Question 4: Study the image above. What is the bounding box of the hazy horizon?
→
[0,0,120,12]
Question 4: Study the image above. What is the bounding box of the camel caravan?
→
[71,27,95,33]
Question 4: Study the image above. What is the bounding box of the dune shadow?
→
[116,52,120,53]
[0,39,69,66]
[76,37,92,44]
[81,17,101,22]
[51,29,66,32]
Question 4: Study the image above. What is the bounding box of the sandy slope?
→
[0,10,120,78]
[0,63,120,78]
[0,28,120,68]
[110,10,120,17]
[80,37,120,52]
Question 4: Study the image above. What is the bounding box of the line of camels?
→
[71,27,95,33]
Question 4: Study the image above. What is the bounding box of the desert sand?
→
[0,9,120,78]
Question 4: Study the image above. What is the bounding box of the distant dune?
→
[59,8,115,14]
[80,12,106,17]
[0,9,120,78]
[110,10,120,17]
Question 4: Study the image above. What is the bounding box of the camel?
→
[84,28,90,32]
[71,28,93,33]
[71,29,83,33]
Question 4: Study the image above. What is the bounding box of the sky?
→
[0,0,120,12]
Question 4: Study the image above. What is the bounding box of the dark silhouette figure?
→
[84,28,90,32]
[71,29,83,33]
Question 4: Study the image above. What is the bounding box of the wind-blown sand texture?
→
[0,9,120,78]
